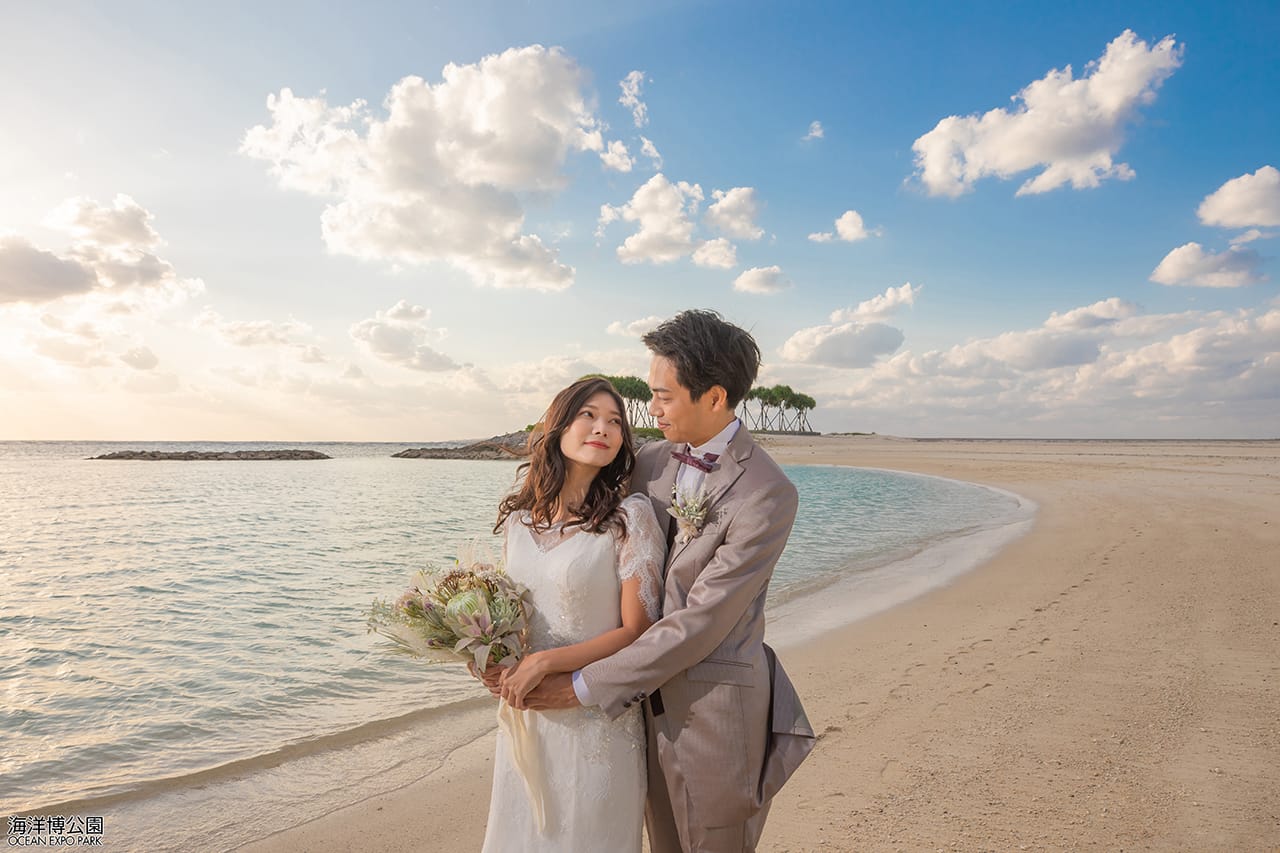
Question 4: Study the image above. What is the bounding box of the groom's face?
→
[648,355,721,446]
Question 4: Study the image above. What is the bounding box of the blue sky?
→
[1,1,1277,439]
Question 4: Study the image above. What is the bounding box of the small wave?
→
[14,694,495,816]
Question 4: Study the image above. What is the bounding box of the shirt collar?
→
[689,418,740,457]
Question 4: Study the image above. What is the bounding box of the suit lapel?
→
[646,442,681,548]
[666,426,755,565]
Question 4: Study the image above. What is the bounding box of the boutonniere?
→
[668,483,711,545]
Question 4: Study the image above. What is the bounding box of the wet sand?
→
[238,437,1280,852]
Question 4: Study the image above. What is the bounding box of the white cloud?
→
[599,173,704,264]
[0,237,98,303]
[46,194,162,248]
[1229,229,1273,246]
[802,121,824,141]
[120,346,159,370]
[639,137,662,169]
[31,333,111,367]
[497,354,607,396]
[705,187,764,240]
[733,265,790,294]
[793,299,1280,438]
[606,315,664,338]
[961,327,1103,371]
[619,70,648,127]
[198,308,313,347]
[780,288,916,369]
[600,140,634,173]
[1,196,199,307]
[349,300,459,372]
[298,345,327,364]
[809,209,880,243]
[691,238,737,269]
[780,321,905,367]
[196,307,329,365]
[1150,242,1265,288]
[1043,297,1139,330]
[912,30,1182,197]
[599,179,761,266]
[241,46,603,292]
[830,283,921,323]
[1197,165,1280,229]
[40,313,101,339]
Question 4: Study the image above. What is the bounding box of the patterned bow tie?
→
[671,449,720,473]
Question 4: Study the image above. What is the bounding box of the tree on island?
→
[579,374,655,429]
[739,385,816,433]
[580,374,816,434]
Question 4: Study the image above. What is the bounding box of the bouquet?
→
[366,551,548,830]
[365,554,529,672]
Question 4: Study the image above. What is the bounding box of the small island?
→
[91,450,332,461]
[393,431,529,460]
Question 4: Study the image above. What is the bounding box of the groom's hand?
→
[520,672,581,710]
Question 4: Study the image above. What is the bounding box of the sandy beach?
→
[238,437,1280,852]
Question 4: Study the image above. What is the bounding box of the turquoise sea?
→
[0,441,1028,850]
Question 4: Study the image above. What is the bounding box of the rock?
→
[393,429,659,460]
[91,450,331,460]
[392,432,529,460]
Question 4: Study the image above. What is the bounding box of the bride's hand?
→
[499,653,549,710]
[468,661,506,698]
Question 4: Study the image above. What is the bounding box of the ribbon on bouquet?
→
[496,700,547,833]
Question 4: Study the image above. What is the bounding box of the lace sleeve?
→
[615,493,665,622]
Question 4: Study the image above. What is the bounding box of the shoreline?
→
[10,461,1022,853]
[767,476,1035,650]
[238,436,1277,851]
[12,437,1278,850]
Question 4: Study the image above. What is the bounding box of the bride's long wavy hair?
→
[494,377,636,537]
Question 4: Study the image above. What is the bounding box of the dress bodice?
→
[502,493,663,653]
[505,520,622,653]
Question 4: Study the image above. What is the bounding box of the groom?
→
[524,309,815,852]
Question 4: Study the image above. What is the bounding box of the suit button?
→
[622,701,632,708]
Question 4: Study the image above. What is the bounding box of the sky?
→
[1,0,1277,440]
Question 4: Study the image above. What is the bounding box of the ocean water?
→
[0,441,1024,848]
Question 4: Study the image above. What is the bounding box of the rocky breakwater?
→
[91,450,332,460]
[394,429,659,460]
[393,431,530,460]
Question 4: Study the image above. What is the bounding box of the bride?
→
[476,376,664,852]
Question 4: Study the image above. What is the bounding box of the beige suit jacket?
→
[581,427,816,831]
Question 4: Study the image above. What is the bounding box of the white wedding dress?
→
[481,493,664,853]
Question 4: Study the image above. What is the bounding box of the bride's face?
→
[558,390,625,471]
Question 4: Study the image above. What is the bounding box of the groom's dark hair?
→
[642,310,760,407]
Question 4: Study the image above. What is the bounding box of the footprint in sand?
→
[880,759,907,783]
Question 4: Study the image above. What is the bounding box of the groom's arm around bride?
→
[524,310,816,853]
